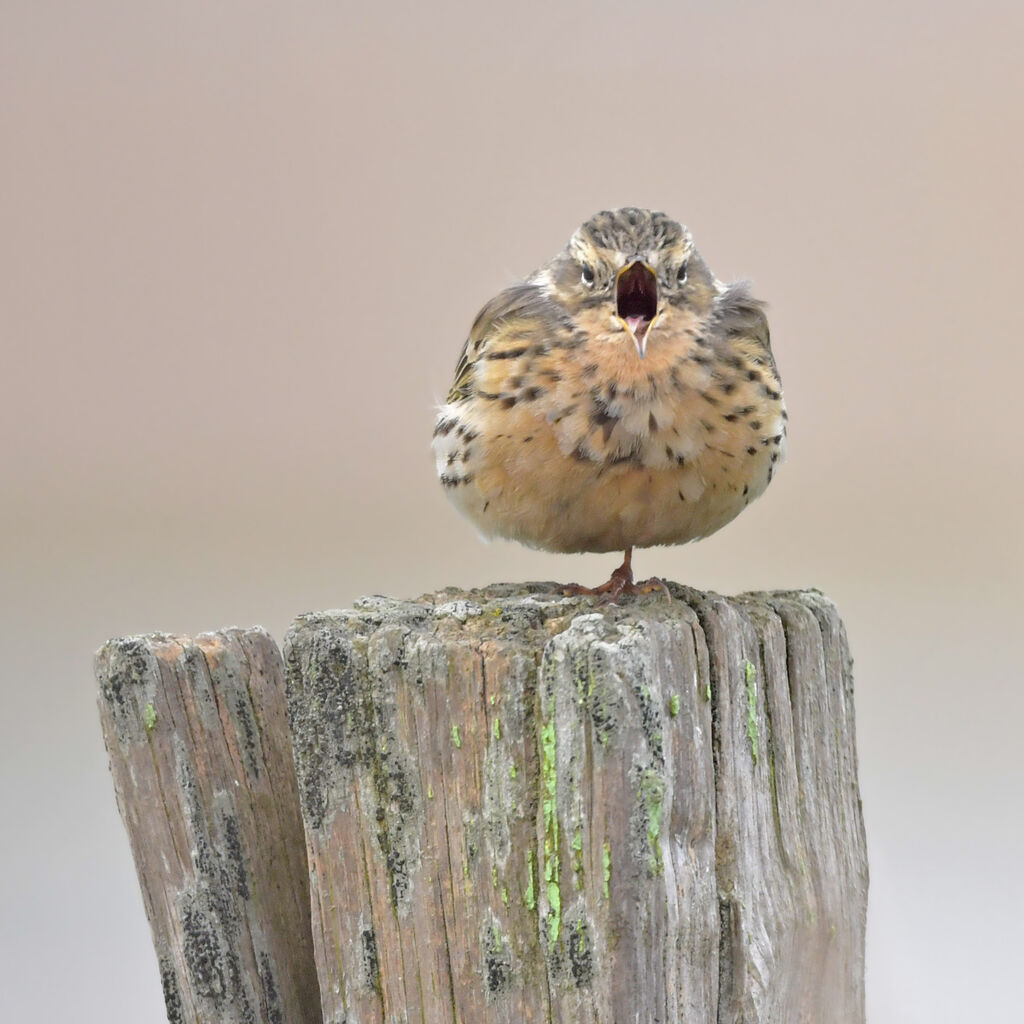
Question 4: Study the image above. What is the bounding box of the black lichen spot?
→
[746,446,757,456]
[743,484,750,496]
[361,929,382,994]
[219,811,249,900]
[568,919,594,988]
[159,958,184,1024]
[181,899,238,1002]
[723,413,739,423]
[523,435,533,443]
[258,951,284,1024]
[484,940,512,995]
[678,490,686,502]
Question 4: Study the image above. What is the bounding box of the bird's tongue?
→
[626,315,650,340]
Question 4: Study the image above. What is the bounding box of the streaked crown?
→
[572,208,690,259]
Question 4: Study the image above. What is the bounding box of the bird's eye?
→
[677,263,688,285]
[581,264,595,287]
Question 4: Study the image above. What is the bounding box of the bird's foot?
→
[562,551,670,603]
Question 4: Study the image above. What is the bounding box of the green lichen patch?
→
[143,702,157,733]
[571,826,584,889]
[639,769,665,875]
[744,659,759,764]
[524,849,536,910]
[492,717,501,741]
[602,840,612,899]
[451,724,462,749]
[540,716,561,944]
[668,693,680,717]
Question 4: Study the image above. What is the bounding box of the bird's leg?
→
[563,548,669,601]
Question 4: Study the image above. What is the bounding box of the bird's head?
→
[541,208,716,358]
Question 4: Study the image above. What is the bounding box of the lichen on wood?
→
[284,582,868,1023]
[95,627,322,1023]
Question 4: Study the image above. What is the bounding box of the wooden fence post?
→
[95,627,322,1023]
[283,584,868,1023]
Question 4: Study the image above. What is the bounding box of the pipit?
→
[433,208,786,598]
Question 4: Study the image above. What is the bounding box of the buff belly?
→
[433,404,779,554]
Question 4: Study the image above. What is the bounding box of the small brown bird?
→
[433,208,786,597]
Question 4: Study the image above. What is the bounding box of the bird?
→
[432,207,786,599]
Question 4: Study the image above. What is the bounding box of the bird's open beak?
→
[616,260,659,358]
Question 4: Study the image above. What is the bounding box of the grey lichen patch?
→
[435,599,484,622]
[95,636,162,745]
[283,617,421,910]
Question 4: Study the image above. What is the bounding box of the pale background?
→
[2,1,1022,1020]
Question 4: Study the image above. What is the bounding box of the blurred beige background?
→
[2,1,1022,1020]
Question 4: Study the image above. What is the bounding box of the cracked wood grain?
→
[284,583,868,1024]
[95,627,321,1023]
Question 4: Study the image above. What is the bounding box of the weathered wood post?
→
[97,585,867,1023]
[95,628,322,1023]
[283,584,868,1023]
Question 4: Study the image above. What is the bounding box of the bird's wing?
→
[711,282,771,348]
[709,282,779,374]
[445,282,567,404]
